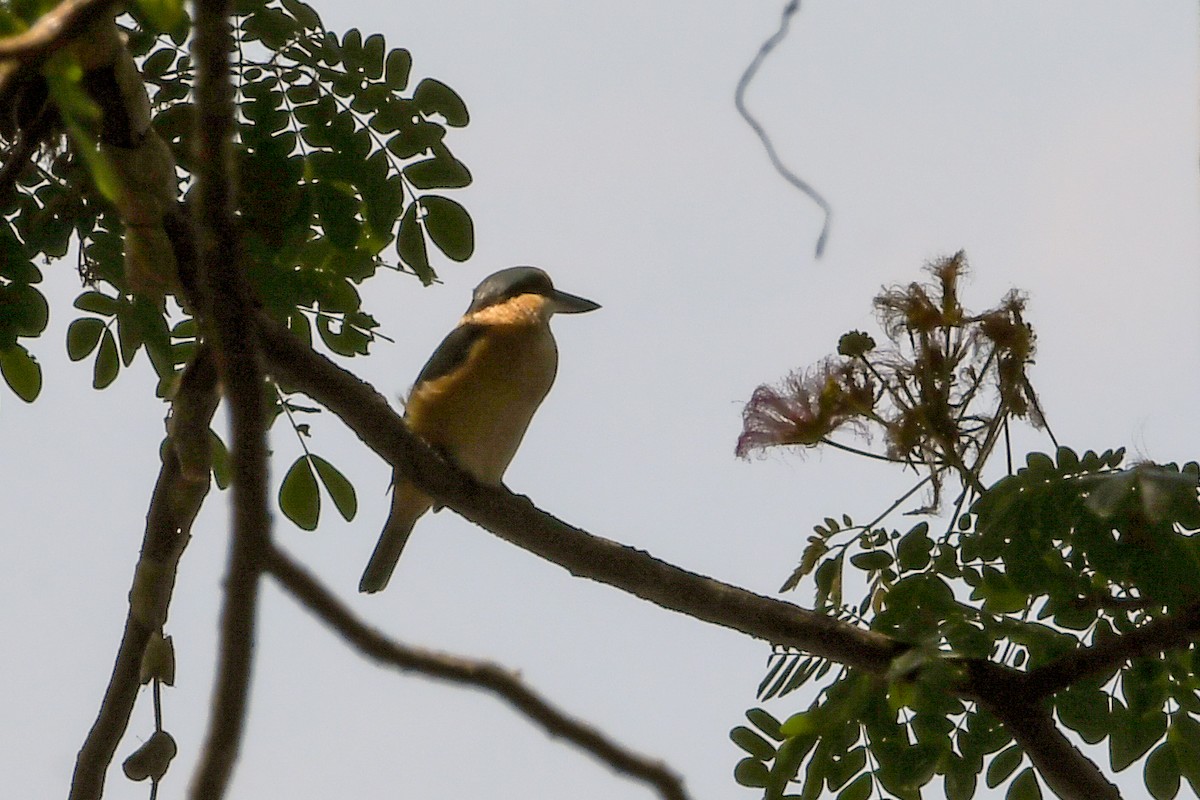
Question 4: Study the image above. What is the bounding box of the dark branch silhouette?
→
[1024,602,1200,699]
[263,544,692,800]
[735,0,832,257]
[257,311,1140,799]
[186,1,272,797]
[964,660,1120,800]
[255,313,906,671]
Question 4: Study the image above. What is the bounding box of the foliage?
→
[0,0,475,529]
[733,258,1200,798]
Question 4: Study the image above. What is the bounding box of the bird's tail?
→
[359,477,432,593]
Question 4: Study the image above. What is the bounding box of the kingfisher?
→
[359,266,600,593]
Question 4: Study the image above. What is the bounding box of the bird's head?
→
[466,266,600,317]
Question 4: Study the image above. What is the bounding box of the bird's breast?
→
[406,324,559,483]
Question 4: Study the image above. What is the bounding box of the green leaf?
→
[396,202,432,283]
[3,283,49,337]
[815,554,844,608]
[413,77,469,126]
[780,711,819,738]
[771,734,814,799]
[1110,704,1165,771]
[93,329,120,389]
[287,309,313,346]
[67,318,107,361]
[245,6,300,48]
[0,258,40,286]
[1005,768,1041,800]
[759,654,800,700]
[1024,451,1055,477]
[1056,445,1080,472]
[733,757,769,788]
[209,429,231,490]
[362,33,385,80]
[837,773,872,800]
[141,48,176,79]
[730,726,776,761]
[403,148,472,189]
[897,522,933,570]
[135,0,185,32]
[341,28,364,67]
[280,0,321,29]
[0,345,41,402]
[385,120,444,158]
[313,181,361,250]
[746,708,784,741]
[310,455,357,521]
[828,746,867,790]
[944,757,978,800]
[115,314,143,367]
[1146,742,1181,800]
[279,456,320,530]
[850,550,893,572]
[384,48,412,90]
[987,745,1023,788]
[74,291,121,315]
[420,195,474,262]
[316,312,370,356]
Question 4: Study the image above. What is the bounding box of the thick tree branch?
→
[256,312,1140,799]
[255,314,905,673]
[69,347,218,800]
[261,544,691,800]
[964,660,1120,800]
[186,1,271,798]
[1024,602,1200,699]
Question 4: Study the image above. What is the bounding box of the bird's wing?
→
[411,322,487,389]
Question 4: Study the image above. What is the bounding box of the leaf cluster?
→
[736,446,1200,799]
[1,0,476,530]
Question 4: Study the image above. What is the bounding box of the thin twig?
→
[734,0,832,257]
[187,0,272,798]
[262,545,692,800]
[819,437,904,463]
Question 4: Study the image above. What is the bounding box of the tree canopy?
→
[0,3,1196,800]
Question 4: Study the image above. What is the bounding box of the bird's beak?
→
[548,289,601,314]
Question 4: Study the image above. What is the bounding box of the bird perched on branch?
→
[359,266,600,593]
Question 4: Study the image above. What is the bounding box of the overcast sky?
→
[2,2,1198,799]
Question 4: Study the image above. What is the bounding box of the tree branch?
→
[256,311,1140,798]
[1023,602,1200,699]
[254,313,905,673]
[261,544,692,800]
[964,660,1120,800]
[186,1,271,798]
[69,346,218,800]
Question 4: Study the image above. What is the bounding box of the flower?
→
[736,360,874,458]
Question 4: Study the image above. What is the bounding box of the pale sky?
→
[2,2,1198,799]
